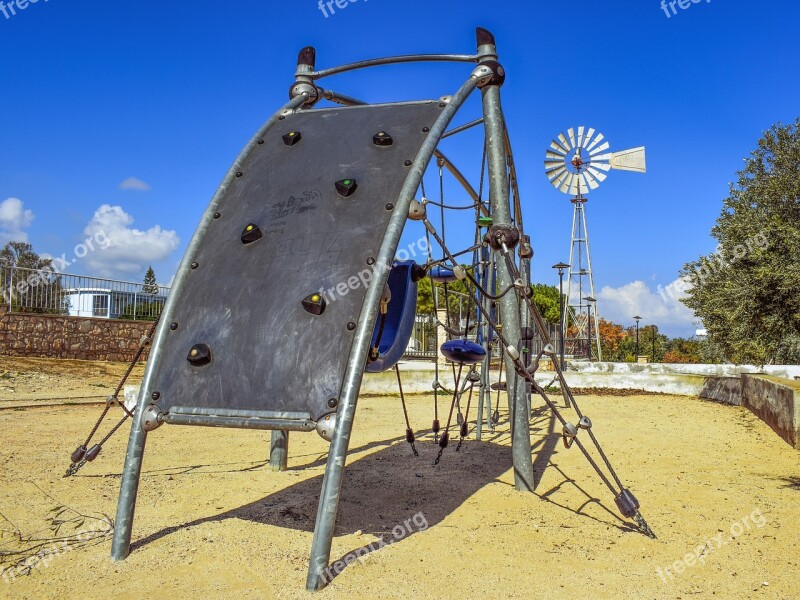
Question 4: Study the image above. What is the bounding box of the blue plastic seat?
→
[440,339,486,365]
[365,261,420,373]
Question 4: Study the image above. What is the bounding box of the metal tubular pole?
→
[476,247,491,440]
[307,53,479,79]
[110,94,308,562]
[306,75,479,592]
[478,37,534,493]
[520,237,532,416]
[559,271,565,369]
[441,117,485,139]
[269,431,289,471]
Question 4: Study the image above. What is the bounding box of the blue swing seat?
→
[440,339,486,365]
[365,260,420,373]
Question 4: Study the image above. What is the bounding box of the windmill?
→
[544,127,646,361]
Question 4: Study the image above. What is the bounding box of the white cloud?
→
[596,277,697,335]
[0,197,35,244]
[118,177,152,192]
[81,204,179,276]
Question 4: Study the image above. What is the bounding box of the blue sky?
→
[1,0,797,336]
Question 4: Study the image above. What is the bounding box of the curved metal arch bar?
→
[504,127,525,234]
[306,74,479,592]
[110,93,309,562]
[305,53,479,80]
[433,149,489,217]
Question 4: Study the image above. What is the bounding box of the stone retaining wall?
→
[742,374,800,449]
[0,308,153,362]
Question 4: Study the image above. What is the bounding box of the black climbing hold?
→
[385,203,394,211]
[257,139,264,145]
[615,489,640,519]
[151,391,160,401]
[85,444,102,462]
[187,343,212,366]
[213,212,221,219]
[441,339,486,365]
[170,322,179,331]
[346,322,356,331]
[302,292,327,316]
[241,223,262,244]
[327,398,338,409]
[404,160,412,166]
[236,171,243,178]
[335,179,358,197]
[283,131,302,146]
[190,262,199,270]
[71,445,87,463]
[366,257,375,266]
[373,131,393,146]
[438,432,449,449]
[422,126,430,133]
[432,419,440,434]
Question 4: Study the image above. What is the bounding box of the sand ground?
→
[0,357,798,599]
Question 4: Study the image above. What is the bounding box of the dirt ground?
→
[0,358,798,599]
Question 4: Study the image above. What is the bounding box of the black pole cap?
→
[476,27,496,47]
[297,46,316,69]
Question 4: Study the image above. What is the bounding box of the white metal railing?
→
[0,266,170,321]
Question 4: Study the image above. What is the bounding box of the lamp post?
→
[584,296,596,361]
[633,315,641,361]
[651,324,657,362]
[552,262,570,369]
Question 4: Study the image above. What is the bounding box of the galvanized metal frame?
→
[110,28,536,592]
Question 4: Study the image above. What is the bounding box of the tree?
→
[142,266,159,295]
[662,337,703,364]
[415,270,472,318]
[0,241,68,314]
[681,119,800,364]
[598,318,627,360]
[530,283,562,324]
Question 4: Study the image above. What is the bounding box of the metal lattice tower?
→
[544,127,646,361]
[566,192,600,360]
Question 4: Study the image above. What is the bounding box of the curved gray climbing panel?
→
[149,101,443,421]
